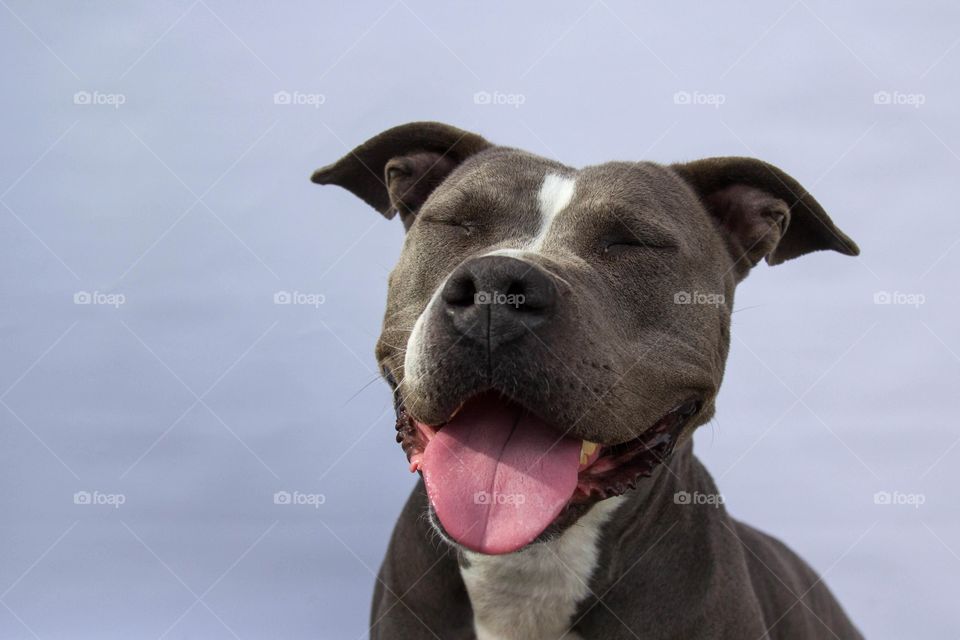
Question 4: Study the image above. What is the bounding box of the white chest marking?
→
[460,497,623,640]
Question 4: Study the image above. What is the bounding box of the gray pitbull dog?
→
[313,122,863,640]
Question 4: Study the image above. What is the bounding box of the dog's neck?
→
[455,444,696,640]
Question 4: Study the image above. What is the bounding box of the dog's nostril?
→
[506,281,526,300]
[509,285,536,312]
[442,274,477,307]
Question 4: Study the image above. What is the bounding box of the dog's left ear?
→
[672,157,859,279]
[311,121,492,230]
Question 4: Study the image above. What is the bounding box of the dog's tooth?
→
[579,440,598,465]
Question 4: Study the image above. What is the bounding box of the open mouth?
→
[395,392,699,555]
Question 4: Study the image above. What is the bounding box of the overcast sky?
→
[1,1,958,638]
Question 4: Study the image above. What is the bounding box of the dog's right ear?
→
[311,122,492,230]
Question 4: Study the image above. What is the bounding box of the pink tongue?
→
[421,396,581,555]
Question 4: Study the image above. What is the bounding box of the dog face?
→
[313,122,858,554]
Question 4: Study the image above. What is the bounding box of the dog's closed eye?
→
[419,215,477,235]
[602,237,677,254]
[601,224,678,254]
[597,209,679,254]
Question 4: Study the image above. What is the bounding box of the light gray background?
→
[1,1,958,638]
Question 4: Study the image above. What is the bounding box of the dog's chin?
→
[395,388,701,555]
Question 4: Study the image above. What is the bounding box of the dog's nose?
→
[441,255,557,348]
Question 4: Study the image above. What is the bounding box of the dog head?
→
[313,122,858,554]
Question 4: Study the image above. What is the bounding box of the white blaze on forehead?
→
[531,173,576,251]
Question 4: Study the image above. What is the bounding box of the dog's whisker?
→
[340,375,385,407]
[731,304,763,314]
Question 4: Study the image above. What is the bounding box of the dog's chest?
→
[459,498,623,640]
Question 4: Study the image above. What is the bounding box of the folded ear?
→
[672,157,859,280]
[311,122,492,230]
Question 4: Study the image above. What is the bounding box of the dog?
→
[313,122,864,639]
